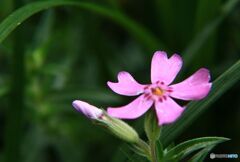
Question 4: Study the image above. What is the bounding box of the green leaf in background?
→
[0,0,239,162]
[0,85,8,97]
[164,137,229,161]
[188,145,215,162]
[153,0,175,46]
[191,0,220,68]
[161,59,240,147]
[182,0,239,67]
[49,89,122,104]
[0,1,165,51]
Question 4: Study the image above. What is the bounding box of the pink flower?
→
[72,100,103,119]
[107,51,212,125]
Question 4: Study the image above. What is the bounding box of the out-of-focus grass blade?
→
[49,89,122,104]
[161,59,240,147]
[154,0,196,49]
[0,85,8,97]
[31,10,54,48]
[194,0,221,33]
[27,10,55,72]
[191,0,220,67]
[153,0,175,45]
[183,0,239,67]
[0,1,165,51]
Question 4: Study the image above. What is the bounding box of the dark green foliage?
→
[0,0,240,162]
[163,137,229,161]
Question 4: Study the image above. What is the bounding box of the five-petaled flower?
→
[107,51,212,125]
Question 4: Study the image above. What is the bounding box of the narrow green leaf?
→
[183,0,239,67]
[188,145,215,162]
[0,1,165,51]
[31,10,54,48]
[49,89,122,103]
[115,144,146,162]
[111,144,147,162]
[164,143,175,152]
[194,0,221,33]
[191,0,220,68]
[153,0,175,44]
[161,59,240,147]
[164,137,229,161]
[27,10,55,70]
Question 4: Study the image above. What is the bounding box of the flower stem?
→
[150,139,158,162]
[144,110,161,162]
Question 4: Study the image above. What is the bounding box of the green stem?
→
[150,140,158,162]
[144,110,161,162]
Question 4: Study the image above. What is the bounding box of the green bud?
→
[144,110,161,142]
[97,112,139,143]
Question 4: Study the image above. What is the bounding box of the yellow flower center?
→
[151,87,164,96]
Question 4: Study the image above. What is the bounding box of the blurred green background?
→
[0,0,240,162]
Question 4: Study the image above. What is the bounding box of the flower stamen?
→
[151,87,164,96]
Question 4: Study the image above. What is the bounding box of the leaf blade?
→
[0,1,165,51]
[188,145,215,162]
[182,0,239,67]
[164,137,229,161]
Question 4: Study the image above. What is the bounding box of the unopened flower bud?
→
[72,100,103,119]
[72,100,139,143]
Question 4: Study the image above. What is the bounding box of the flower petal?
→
[107,95,153,119]
[170,68,212,100]
[155,97,185,125]
[72,100,103,119]
[107,71,145,96]
[151,51,183,85]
